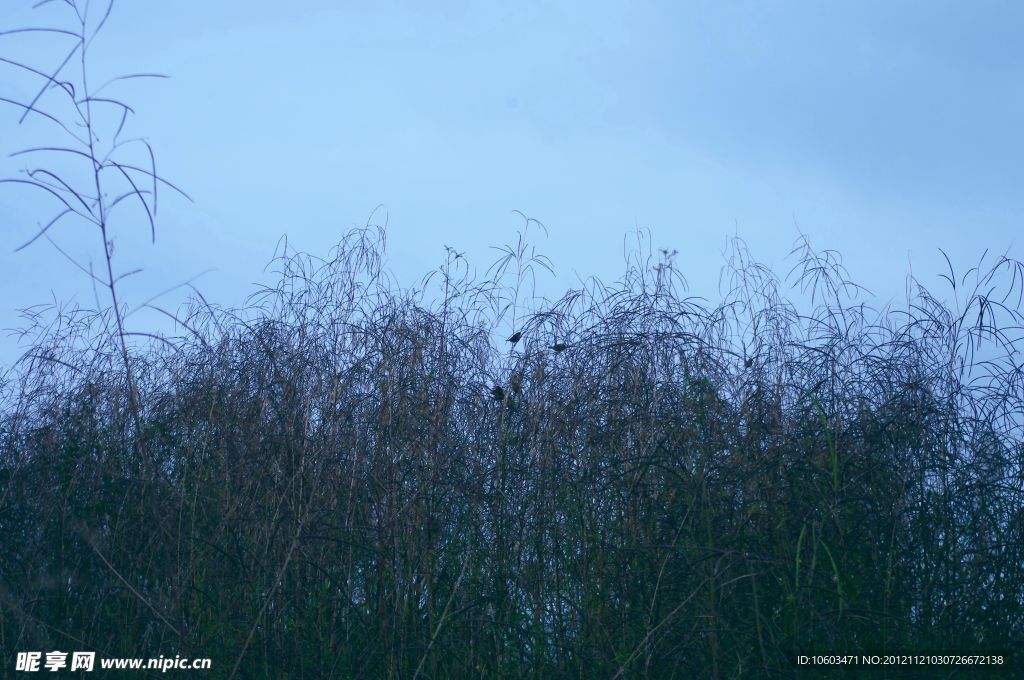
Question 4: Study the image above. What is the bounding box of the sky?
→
[1,1,1022,365]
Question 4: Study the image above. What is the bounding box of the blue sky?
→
[1,1,1021,364]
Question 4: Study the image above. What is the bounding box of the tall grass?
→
[0,222,1021,678]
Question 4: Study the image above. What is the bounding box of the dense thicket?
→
[1,227,1021,678]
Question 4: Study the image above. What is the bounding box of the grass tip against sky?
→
[1,0,1022,365]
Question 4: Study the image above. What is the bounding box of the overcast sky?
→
[1,1,1022,365]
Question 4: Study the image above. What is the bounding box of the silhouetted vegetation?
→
[1,223,1022,678]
